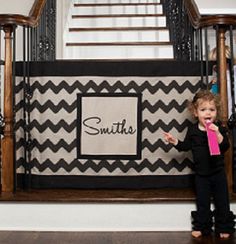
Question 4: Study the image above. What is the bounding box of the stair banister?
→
[0,0,46,193]
[184,0,236,121]
[184,0,236,191]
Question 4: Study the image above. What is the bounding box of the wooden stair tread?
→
[72,13,164,18]
[69,27,168,32]
[74,3,162,7]
[66,41,172,46]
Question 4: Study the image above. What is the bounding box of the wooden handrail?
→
[0,0,46,27]
[184,0,236,28]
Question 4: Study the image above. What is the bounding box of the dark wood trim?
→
[1,189,196,202]
[0,0,46,27]
[66,41,172,46]
[0,188,236,203]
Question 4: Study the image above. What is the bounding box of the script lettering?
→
[83,116,136,135]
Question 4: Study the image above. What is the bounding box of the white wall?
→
[0,0,34,61]
[1,0,235,15]
[0,0,34,15]
[195,0,236,14]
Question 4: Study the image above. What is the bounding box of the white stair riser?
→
[64,45,173,59]
[70,16,166,28]
[75,0,161,4]
[73,5,162,15]
[66,30,170,42]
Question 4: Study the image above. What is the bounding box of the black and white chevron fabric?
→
[15,75,202,188]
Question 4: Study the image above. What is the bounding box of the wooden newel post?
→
[1,25,14,193]
[218,28,228,124]
[217,27,233,191]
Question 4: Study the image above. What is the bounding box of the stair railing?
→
[161,0,195,60]
[0,0,46,193]
[183,0,236,191]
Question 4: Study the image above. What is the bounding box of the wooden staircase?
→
[63,0,174,59]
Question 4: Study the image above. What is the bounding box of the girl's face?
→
[194,99,217,127]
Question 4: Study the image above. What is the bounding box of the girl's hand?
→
[163,132,178,145]
[207,123,223,144]
[208,123,219,132]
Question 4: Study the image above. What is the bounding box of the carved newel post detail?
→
[1,25,14,192]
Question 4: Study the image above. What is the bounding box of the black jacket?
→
[174,122,229,175]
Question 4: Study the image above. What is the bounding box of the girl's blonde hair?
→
[188,90,222,120]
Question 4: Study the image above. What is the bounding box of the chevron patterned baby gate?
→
[14,61,204,189]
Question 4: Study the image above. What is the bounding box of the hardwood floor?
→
[0,231,235,244]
